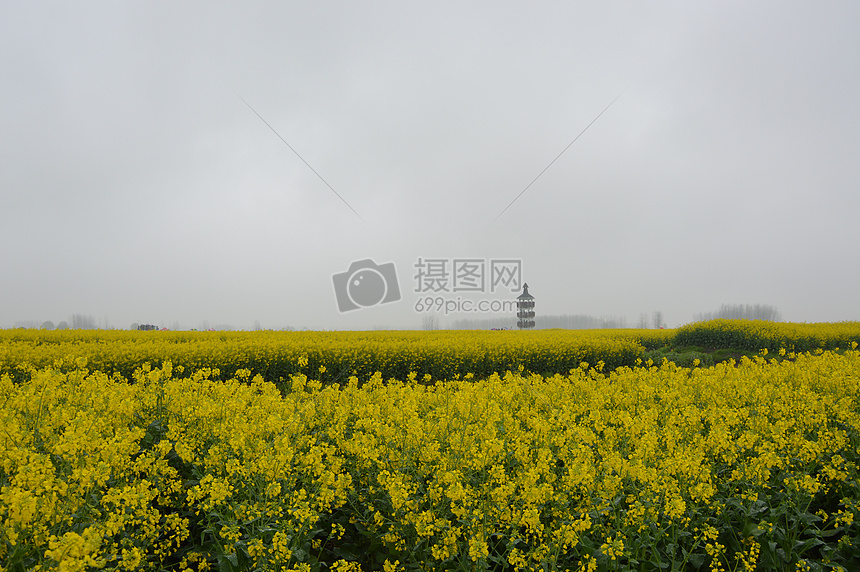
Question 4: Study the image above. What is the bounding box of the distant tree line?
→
[693,304,782,322]
[13,314,97,330]
[451,314,629,330]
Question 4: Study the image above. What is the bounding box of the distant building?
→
[516,283,535,329]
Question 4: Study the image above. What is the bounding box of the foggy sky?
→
[2,1,859,330]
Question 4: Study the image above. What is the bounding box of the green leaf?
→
[687,553,707,568]
[794,537,825,552]
[799,511,823,526]
[217,554,238,572]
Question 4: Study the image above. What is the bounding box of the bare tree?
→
[70,314,97,329]
[637,313,650,329]
[694,304,782,322]
[422,314,440,330]
[652,311,666,329]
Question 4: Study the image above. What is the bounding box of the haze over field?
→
[2,1,859,330]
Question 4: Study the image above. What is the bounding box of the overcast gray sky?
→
[2,1,858,330]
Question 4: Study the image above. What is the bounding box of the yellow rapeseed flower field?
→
[2,324,860,571]
[674,320,860,353]
[0,329,652,385]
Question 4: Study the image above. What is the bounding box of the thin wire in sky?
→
[233,91,368,225]
[490,89,627,225]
